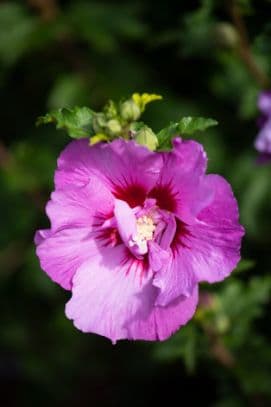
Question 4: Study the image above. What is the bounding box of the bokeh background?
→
[1,0,271,406]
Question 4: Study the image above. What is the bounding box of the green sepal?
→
[157,116,218,150]
[36,106,95,139]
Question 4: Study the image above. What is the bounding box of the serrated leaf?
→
[36,107,95,139]
[178,116,218,134]
[157,116,218,149]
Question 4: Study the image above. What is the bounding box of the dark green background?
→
[1,1,271,406]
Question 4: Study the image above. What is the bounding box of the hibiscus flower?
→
[35,137,244,343]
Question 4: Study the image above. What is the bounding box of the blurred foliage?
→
[1,0,271,406]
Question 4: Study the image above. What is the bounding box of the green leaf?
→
[157,116,218,149]
[36,107,95,139]
[234,259,255,273]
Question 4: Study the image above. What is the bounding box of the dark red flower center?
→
[113,184,146,208]
[148,183,178,213]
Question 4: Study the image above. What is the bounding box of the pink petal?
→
[36,227,98,290]
[157,211,176,249]
[180,174,245,283]
[46,178,114,232]
[34,229,51,245]
[55,139,162,207]
[127,285,198,341]
[171,137,207,174]
[66,244,198,342]
[197,175,241,224]
[148,241,170,272]
[153,174,244,304]
[113,199,137,248]
[65,245,155,342]
[150,138,213,224]
[153,250,197,306]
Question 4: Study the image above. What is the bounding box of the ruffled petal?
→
[46,177,114,232]
[153,174,244,304]
[65,243,198,342]
[36,227,98,290]
[55,139,162,207]
[156,211,176,249]
[171,137,207,175]
[152,250,197,306]
[65,245,155,342]
[150,138,213,223]
[126,285,198,341]
[178,174,245,284]
[148,241,170,272]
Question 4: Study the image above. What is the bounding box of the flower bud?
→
[92,113,107,133]
[120,100,141,121]
[107,119,122,135]
[135,125,158,151]
[104,100,118,119]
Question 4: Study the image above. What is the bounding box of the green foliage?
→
[37,93,163,149]
[37,107,94,139]
[154,275,271,399]
[153,325,200,373]
[67,2,147,53]
[0,3,39,66]
[47,74,90,109]
[157,117,218,149]
[180,0,215,57]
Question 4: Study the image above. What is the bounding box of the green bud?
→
[104,100,118,119]
[120,100,141,121]
[107,119,122,135]
[92,113,107,133]
[135,125,158,151]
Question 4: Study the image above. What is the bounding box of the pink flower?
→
[35,138,244,342]
[255,91,271,161]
